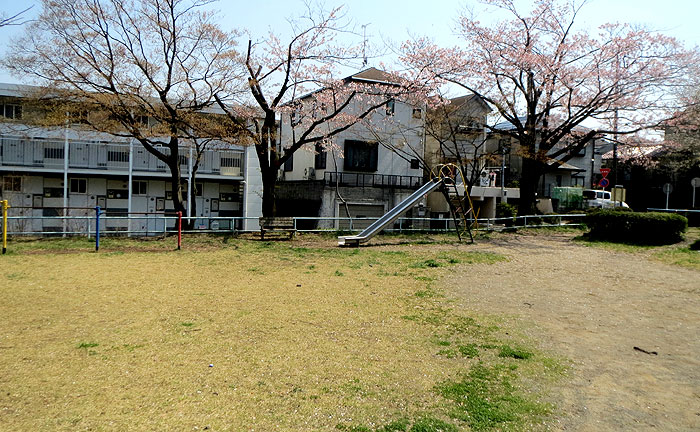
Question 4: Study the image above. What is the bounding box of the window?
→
[42,208,60,217]
[43,187,64,198]
[412,108,422,119]
[1,104,22,120]
[71,110,89,124]
[132,180,147,196]
[385,100,395,116]
[135,115,150,127]
[2,176,21,192]
[107,150,129,163]
[70,178,87,194]
[220,192,239,202]
[283,152,294,172]
[106,189,128,199]
[410,158,420,169]
[457,119,481,133]
[314,143,327,170]
[44,147,65,159]
[344,140,378,172]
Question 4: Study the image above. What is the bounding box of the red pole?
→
[177,211,182,250]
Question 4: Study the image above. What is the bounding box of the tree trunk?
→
[165,139,195,230]
[518,157,544,216]
[261,166,277,217]
[167,163,190,229]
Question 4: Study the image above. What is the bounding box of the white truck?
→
[582,189,629,209]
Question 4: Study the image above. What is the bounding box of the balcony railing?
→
[324,172,423,189]
[0,136,243,177]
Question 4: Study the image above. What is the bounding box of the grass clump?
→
[498,345,533,360]
[458,344,480,358]
[76,342,99,349]
[409,417,458,431]
[376,419,410,431]
[438,364,549,431]
[336,417,456,432]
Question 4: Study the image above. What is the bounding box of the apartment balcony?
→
[0,136,243,177]
[323,171,423,189]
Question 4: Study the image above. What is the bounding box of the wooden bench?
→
[259,216,296,240]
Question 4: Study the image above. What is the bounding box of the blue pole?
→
[95,206,101,252]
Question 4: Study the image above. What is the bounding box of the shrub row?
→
[585,210,687,245]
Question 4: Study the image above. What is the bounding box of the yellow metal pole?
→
[2,200,8,254]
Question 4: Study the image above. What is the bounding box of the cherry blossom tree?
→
[422,93,495,191]
[3,0,245,226]
[401,0,699,214]
[213,5,434,217]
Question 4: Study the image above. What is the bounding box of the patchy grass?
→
[438,364,551,431]
[0,235,558,431]
[652,248,700,270]
[575,227,700,271]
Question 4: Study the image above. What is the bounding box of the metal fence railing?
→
[0,212,587,238]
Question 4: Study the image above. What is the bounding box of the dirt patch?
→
[445,232,700,431]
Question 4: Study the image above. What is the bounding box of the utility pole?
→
[361,23,370,67]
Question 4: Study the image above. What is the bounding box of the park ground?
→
[0,229,698,431]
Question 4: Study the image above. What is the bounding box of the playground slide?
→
[338,178,443,247]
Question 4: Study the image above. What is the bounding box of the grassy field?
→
[0,235,561,431]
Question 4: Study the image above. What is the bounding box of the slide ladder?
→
[433,163,476,243]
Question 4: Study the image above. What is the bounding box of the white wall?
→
[280,98,425,181]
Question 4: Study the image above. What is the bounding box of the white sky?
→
[0,0,698,84]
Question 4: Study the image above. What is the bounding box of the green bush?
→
[496,203,517,226]
[585,210,687,245]
[496,202,517,219]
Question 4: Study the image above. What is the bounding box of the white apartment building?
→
[0,83,263,235]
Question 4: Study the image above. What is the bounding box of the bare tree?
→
[213,5,432,217]
[3,0,246,226]
[0,7,33,27]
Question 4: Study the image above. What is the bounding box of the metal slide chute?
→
[337,178,443,247]
[337,164,476,247]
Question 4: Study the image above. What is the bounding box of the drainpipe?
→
[127,138,134,236]
[187,145,193,222]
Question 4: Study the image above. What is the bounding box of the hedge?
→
[585,210,687,245]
